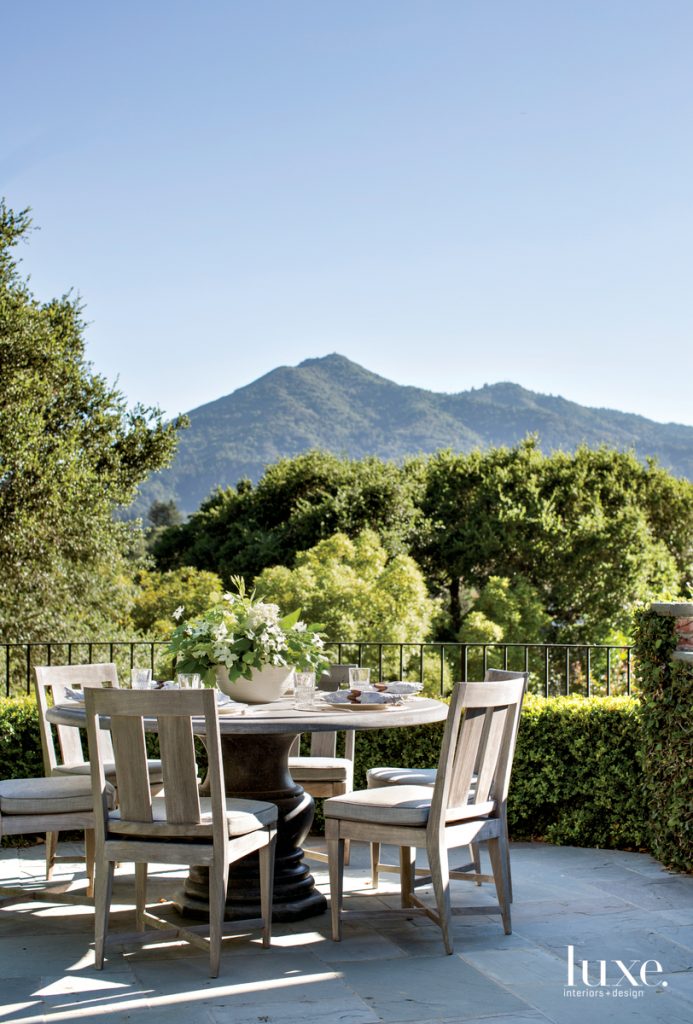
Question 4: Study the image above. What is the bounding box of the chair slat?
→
[110,717,152,823]
[158,717,201,824]
[447,707,485,810]
[474,705,509,802]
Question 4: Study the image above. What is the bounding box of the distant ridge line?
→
[135,353,693,515]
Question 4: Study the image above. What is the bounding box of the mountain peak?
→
[135,355,693,515]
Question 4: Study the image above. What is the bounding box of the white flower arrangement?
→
[166,576,329,687]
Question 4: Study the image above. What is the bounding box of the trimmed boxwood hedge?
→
[0,691,651,856]
[312,693,648,850]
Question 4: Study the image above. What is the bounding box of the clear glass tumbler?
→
[347,667,371,690]
[294,671,316,708]
[131,668,152,689]
[177,672,202,688]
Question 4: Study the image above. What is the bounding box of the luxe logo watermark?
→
[563,944,668,1000]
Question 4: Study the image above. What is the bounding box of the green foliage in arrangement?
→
[632,609,693,871]
[0,201,186,641]
[256,529,437,643]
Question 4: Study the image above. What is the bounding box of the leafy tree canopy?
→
[255,529,437,642]
[416,439,692,642]
[151,434,693,646]
[0,202,186,639]
[129,566,224,637]
[153,450,426,583]
[460,575,552,644]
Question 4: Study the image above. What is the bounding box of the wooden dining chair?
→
[0,774,115,902]
[325,677,526,954]
[289,729,355,864]
[84,687,277,977]
[34,663,165,884]
[367,668,529,894]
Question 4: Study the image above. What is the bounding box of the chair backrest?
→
[34,664,120,774]
[483,669,529,783]
[84,687,225,846]
[427,678,526,837]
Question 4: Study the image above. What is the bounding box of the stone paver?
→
[0,840,691,1024]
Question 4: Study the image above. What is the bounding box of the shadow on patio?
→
[1,838,691,1024]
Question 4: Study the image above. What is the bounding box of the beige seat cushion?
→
[53,759,165,785]
[289,756,353,784]
[325,785,495,827]
[367,766,436,788]
[107,797,277,839]
[0,775,114,815]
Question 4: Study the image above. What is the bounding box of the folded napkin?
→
[62,687,85,702]
[321,691,402,705]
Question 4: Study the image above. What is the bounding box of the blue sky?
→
[3,1,693,425]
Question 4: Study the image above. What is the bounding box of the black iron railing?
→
[1,639,633,699]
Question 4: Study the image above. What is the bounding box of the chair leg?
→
[208,855,229,978]
[470,841,482,885]
[501,814,513,902]
[45,831,59,881]
[259,828,276,948]
[370,842,380,888]
[344,837,351,866]
[326,819,344,942]
[135,863,148,931]
[84,829,95,898]
[93,859,115,969]
[488,836,512,935]
[428,839,453,955]
[400,846,416,908]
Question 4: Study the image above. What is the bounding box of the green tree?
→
[416,440,691,642]
[460,575,551,643]
[153,450,425,584]
[255,529,437,642]
[129,567,224,637]
[0,202,186,639]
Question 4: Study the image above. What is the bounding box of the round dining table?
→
[47,693,448,922]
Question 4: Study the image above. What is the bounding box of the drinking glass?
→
[294,671,316,708]
[131,668,152,689]
[177,672,202,689]
[347,667,371,690]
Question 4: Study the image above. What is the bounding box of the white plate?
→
[217,702,248,715]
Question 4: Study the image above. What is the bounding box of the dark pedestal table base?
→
[174,731,327,922]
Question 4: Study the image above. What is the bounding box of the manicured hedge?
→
[0,692,649,855]
[508,694,646,849]
[632,609,693,872]
[0,696,44,782]
[316,693,648,850]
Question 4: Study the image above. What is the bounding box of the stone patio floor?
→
[1,838,692,1024]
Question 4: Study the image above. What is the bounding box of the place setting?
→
[297,667,423,712]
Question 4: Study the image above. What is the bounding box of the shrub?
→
[632,608,693,871]
[0,692,650,856]
[314,694,647,850]
[508,694,646,849]
[0,696,43,781]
